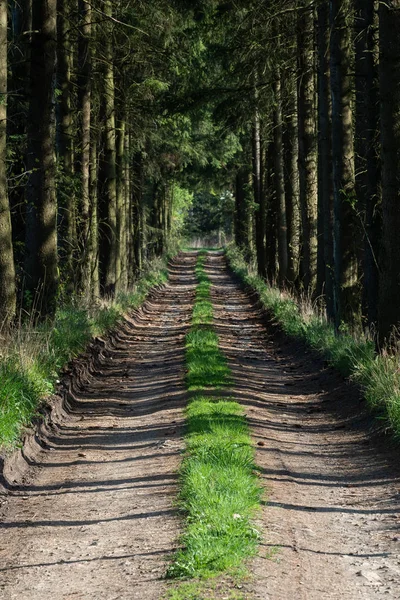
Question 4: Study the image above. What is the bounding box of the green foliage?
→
[0,258,168,448]
[171,184,194,241]
[226,244,400,439]
[168,252,261,581]
[184,191,234,241]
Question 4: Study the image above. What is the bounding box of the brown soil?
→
[207,253,400,600]
[0,254,197,600]
[1,251,400,600]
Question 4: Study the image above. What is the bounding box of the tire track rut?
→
[0,254,196,600]
[206,252,400,600]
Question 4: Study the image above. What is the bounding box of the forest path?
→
[0,254,197,600]
[1,252,400,600]
[206,253,400,600]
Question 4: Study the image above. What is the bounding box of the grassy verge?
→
[0,258,168,449]
[226,244,400,438]
[167,252,261,584]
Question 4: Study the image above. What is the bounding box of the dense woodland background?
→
[0,0,399,348]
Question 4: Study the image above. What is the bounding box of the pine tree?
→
[355,0,380,327]
[378,0,400,343]
[0,0,16,324]
[330,0,359,328]
[24,0,58,316]
[317,1,334,318]
[297,1,318,294]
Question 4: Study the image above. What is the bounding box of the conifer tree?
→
[0,0,16,324]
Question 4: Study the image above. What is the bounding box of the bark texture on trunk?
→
[283,68,300,287]
[317,2,334,318]
[265,140,277,283]
[378,0,400,343]
[25,0,58,316]
[131,153,144,277]
[116,112,127,293]
[8,0,32,268]
[78,0,92,298]
[57,0,77,287]
[121,125,130,290]
[89,125,100,299]
[252,113,266,278]
[355,0,381,328]
[330,0,359,328]
[274,75,288,285]
[297,1,318,294]
[235,167,252,257]
[102,0,117,296]
[0,0,16,324]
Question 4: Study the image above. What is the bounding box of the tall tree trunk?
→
[131,153,144,277]
[122,126,130,289]
[149,183,163,258]
[89,125,100,298]
[57,0,77,289]
[25,0,58,316]
[283,67,300,286]
[116,112,127,293]
[128,148,138,284]
[102,0,117,296]
[77,0,92,298]
[265,140,277,283]
[252,112,266,278]
[8,0,32,272]
[355,0,381,328]
[297,1,318,294]
[330,0,359,328]
[163,184,169,251]
[234,166,251,254]
[378,0,400,344]
[0,0,16,324]
[274,75,288,284]
[317,2,334,318]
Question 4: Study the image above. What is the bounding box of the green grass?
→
[166,580,247,600]
[192,254,213,326]
[225,243,400,439]
[166,579,248,600]
[186,329,230,390]
[168,252,261,581]
[0,258,168,449]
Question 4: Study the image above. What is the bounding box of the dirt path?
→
[0,255,197,600]
[206,253,400,600]
[1,252,400,600]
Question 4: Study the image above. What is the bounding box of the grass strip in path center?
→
[167,251,262,584]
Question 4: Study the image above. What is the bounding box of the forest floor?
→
[0,252,400,599]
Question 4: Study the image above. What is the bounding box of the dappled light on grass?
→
[185,329,230,390]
